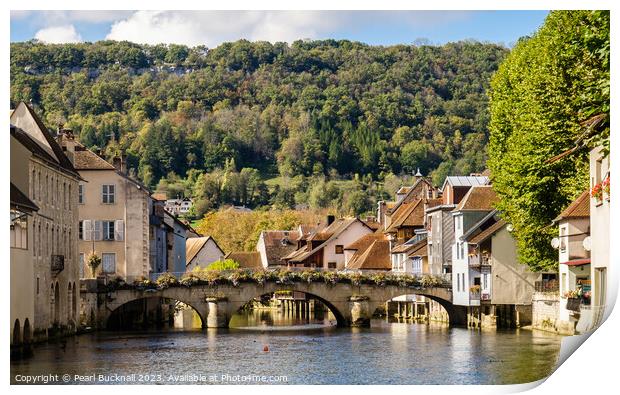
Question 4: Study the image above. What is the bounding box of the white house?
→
[185,236,225,271]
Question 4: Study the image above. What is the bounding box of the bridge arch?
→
[372,291,465,326]
[105,296,206,330]
[228,288,348,327]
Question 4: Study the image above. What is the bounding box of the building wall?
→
[559,218,590,263]
[322,221,373,269]
[187,239,225,271]
[490,227,541,305]
[589,146,610,326]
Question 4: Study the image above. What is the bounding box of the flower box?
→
[566,297,581,312]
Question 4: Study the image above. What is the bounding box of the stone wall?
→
[531,292,564,333]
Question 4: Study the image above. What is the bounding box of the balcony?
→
[535,280,559,293]
[51,255,64,275]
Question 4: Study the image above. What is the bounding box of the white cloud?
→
[103,10,474,47]
[34,25,83,44]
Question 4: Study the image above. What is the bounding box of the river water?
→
[11,308,562,385]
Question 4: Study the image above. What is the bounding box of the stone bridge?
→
[82,281,465,328]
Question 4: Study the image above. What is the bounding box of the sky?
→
[10,10,549,48]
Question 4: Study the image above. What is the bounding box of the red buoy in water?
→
[263,345,269,352]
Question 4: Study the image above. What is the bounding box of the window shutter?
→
[110,184,115,203]
[115,220,124,241]
[83,220,92,241]
[94,220,103,241]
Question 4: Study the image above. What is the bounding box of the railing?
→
[535,280,559,293]
[51,255,64,275]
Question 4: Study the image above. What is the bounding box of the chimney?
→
[57,129,76,165]
[377,201,386,228]
[112,155,126,174]
[326,215,336,226]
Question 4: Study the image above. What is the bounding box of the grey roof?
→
[441,176,489,190]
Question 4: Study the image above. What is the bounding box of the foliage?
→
[196,208,323,253]
[206,259,240,271]
[155,272,179,289]
[488,11,609,271]
[86,252,101,277]
[11,39,507,203]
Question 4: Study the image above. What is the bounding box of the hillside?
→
[10,39,508,217]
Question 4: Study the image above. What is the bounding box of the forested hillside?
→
[10,39,508,217]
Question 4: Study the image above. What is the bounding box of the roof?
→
[73,145,116,170]
[389,177,435,213]
[345,233,386,251]
[408,240,428,258]
[426,198,443,209]
[391,237,426,254]
[384,199,425,233]
[152,193,168,201]
[562,258,591,266]
[225,251,263,269]
[467,219,507,245]
[441,175,489,191]
[186,236,224,265]
[554,191,590,223]
[10,183,39,212]
[396,186,411,195]
[11,102,79,178]
[288,218,373,263]
[363,219,382,230]
[259,230,301,265]
[455,185,498,211]
[346,239,391,270]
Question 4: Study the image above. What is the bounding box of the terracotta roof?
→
[288,218,372,263]
[466,219,506,245]
[347,239,391,270]
[225,251,263,269]
[555,191,590,222]
[384,199,425,233]
[426,198,443,209]
[385,201,397,209]
[260,230,301,265]
[186,236,223,265]
[396,186,411,194]
[152,192,168,201]
[562,258,591,266]
[408,241,428,258]
[345,233,385,251]
[10,183,39,212]
[389,177,435,213]
[391,237,426,254]
[455,185,498,211]
[363,219,381,230]
[73,146,116,170]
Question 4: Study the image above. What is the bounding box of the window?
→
[79,221,83,240]
[102,253,116,274]
[561,273,567,295]
[78,184,84,204]
[79,253,85,278]
[457,273,460,292]
[462,274,465,291]
[63,182,67,209]
[102,184,115,204]
[103,221,115,240]
[559,226,567,252]
[10,210,28,249]
[335,245,344,254]
[483,273,488,289]
[36,277,40,295]
[327,262,337,269]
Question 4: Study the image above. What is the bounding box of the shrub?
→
[207,259,240,271]
[156,272,179,289]
[322,270,339,285]
[180,273,201,287]
[229,269,251,286]
[347,271,364,286]
[420,275,442,288]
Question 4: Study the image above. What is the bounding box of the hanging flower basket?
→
[566,297,581,312]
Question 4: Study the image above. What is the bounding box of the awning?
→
[562,258,591,266]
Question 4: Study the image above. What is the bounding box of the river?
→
[11,308,562,385]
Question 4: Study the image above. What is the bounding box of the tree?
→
[488,11,609,271]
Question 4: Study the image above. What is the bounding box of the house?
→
[11,102,81,341]
[163,210,193,273]
[426,175,489,276]
[224,251,263,269]
[61,139,154,281]
[186,237,225,271]
[282,216,374,269]
[553,190,592,334]
[256,230,301,268]
[345,233,391,271]
[165,197,193,216]
[10,183,38,346]
[390,237,428,275]
[589,146,610,328]
[450,185,499,308]
[462,214,543,328]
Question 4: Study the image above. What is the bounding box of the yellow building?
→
[10,103,81,341]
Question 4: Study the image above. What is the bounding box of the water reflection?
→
[11,308,562,385]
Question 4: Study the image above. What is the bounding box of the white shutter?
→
[114,220,124,241]
[94,220,103,241]
[83,220,92,241]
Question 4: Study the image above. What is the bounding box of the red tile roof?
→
[455,185,498,211]
[555,190,590,222]
[347,239,391,270]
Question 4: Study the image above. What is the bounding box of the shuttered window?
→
[102,253,116,274]
[102,184,115,204]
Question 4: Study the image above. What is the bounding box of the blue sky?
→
[10,10,549,48]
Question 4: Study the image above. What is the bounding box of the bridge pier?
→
[348,296,371,327]
[205,297,229,328]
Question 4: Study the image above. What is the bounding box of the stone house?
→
[256,230,301,268]
[186,236,225,271]
[11,103,81,341]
